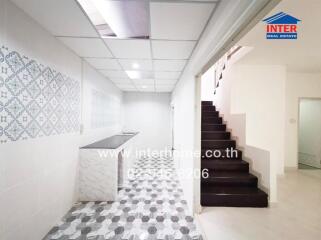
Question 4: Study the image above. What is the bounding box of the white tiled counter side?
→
[79,133,138,201]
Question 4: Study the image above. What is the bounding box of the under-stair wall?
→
[211,63,286,202]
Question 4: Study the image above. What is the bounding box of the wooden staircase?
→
[201,101,268,207]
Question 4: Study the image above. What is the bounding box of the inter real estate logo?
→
[263,12,301,39]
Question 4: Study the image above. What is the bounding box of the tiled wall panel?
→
[91,89,120,129]
[0,46,80,143]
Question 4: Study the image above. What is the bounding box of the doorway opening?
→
[298,98,321,169]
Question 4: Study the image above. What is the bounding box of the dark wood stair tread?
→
[202,117,223,124]
[201,149,242,159]
[202,124,226,131]
[202,111,219,117]
[202,106,216,111]
[201,131,231,140]
[201,186,267,195]
[207,172,257,178]
[201,130,228,133]
[201,101,213,106]
[202,159,249,171]
[201,186,268,207]
[200,101,268,207]
[202,110,219,114]
[202,172,258,187]
[202,139,236,149]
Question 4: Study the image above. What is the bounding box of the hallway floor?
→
[43,156,202,240]
[197,169,321,240]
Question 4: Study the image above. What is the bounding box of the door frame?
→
[297,97,321,169]
[193,75,202,214]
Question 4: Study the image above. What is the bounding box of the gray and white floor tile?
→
[43,156,202,240]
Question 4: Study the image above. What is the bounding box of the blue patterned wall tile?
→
[0,48,4,62]
[0,46,80,143]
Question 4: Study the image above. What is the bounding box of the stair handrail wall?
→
[213,46,242,92]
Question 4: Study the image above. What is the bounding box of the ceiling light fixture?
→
[132,63,140,69]
[142,85,147,89]
[126,70,141,79]
[79,0,150,39]
[77,0,116,37]
[125,71,154,80]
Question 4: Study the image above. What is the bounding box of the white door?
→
[298,98,321,169]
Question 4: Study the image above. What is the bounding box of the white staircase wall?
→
[212,64,286,202]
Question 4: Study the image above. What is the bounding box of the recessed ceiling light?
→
[126,70,154,79]
[142,85,147,89]
[126,70,140,79]
[132,63,140,69]
[78,0,150,39]
[77,0,116,37]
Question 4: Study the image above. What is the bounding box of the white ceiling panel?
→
[115,84,137,92]
[137,85,155,92]
[155,79,178,85]
[115,83,136,88]
[155,71,181,80]
[156,85,175,89]
[153,60,186,71]
[104,39,151,59]
[118,59,153,71]
[85,58,121,70]
[123,88,138,92]
[11,0,98,37]
[58,37,112,57]
[100,70,129,79]
[150,2,215,40]
[110,78,132,84]
[133,79,155,85]
[156,89,172,92]
[152,40,196,59]
[155,85,175,92]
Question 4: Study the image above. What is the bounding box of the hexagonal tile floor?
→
[43,156,203,240]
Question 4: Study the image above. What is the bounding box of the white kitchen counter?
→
[78,133,138,201]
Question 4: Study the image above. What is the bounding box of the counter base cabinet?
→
[79,133,138,201]
[79,149,118,201]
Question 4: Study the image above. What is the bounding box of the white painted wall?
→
[285,72,321,168]
[298,99,321,168]
[171,0,274,212]
[171,68,196,214]
[0,1,122,239]
[212,64,286,202]
[123,92,171,152]
[201,66,215,101]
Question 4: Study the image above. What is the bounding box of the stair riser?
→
[201,163,249,172]
[202,111,219,118]
[201,101,213,106]
[202,132,230,140]
[202,140,236,149]
[202,124,226,131]
[200,102,268,208]
[201,150,242,160]
[201,178,258,187]
[201,194,268,207]
[202,106,216,111]
[202,117,223,124]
